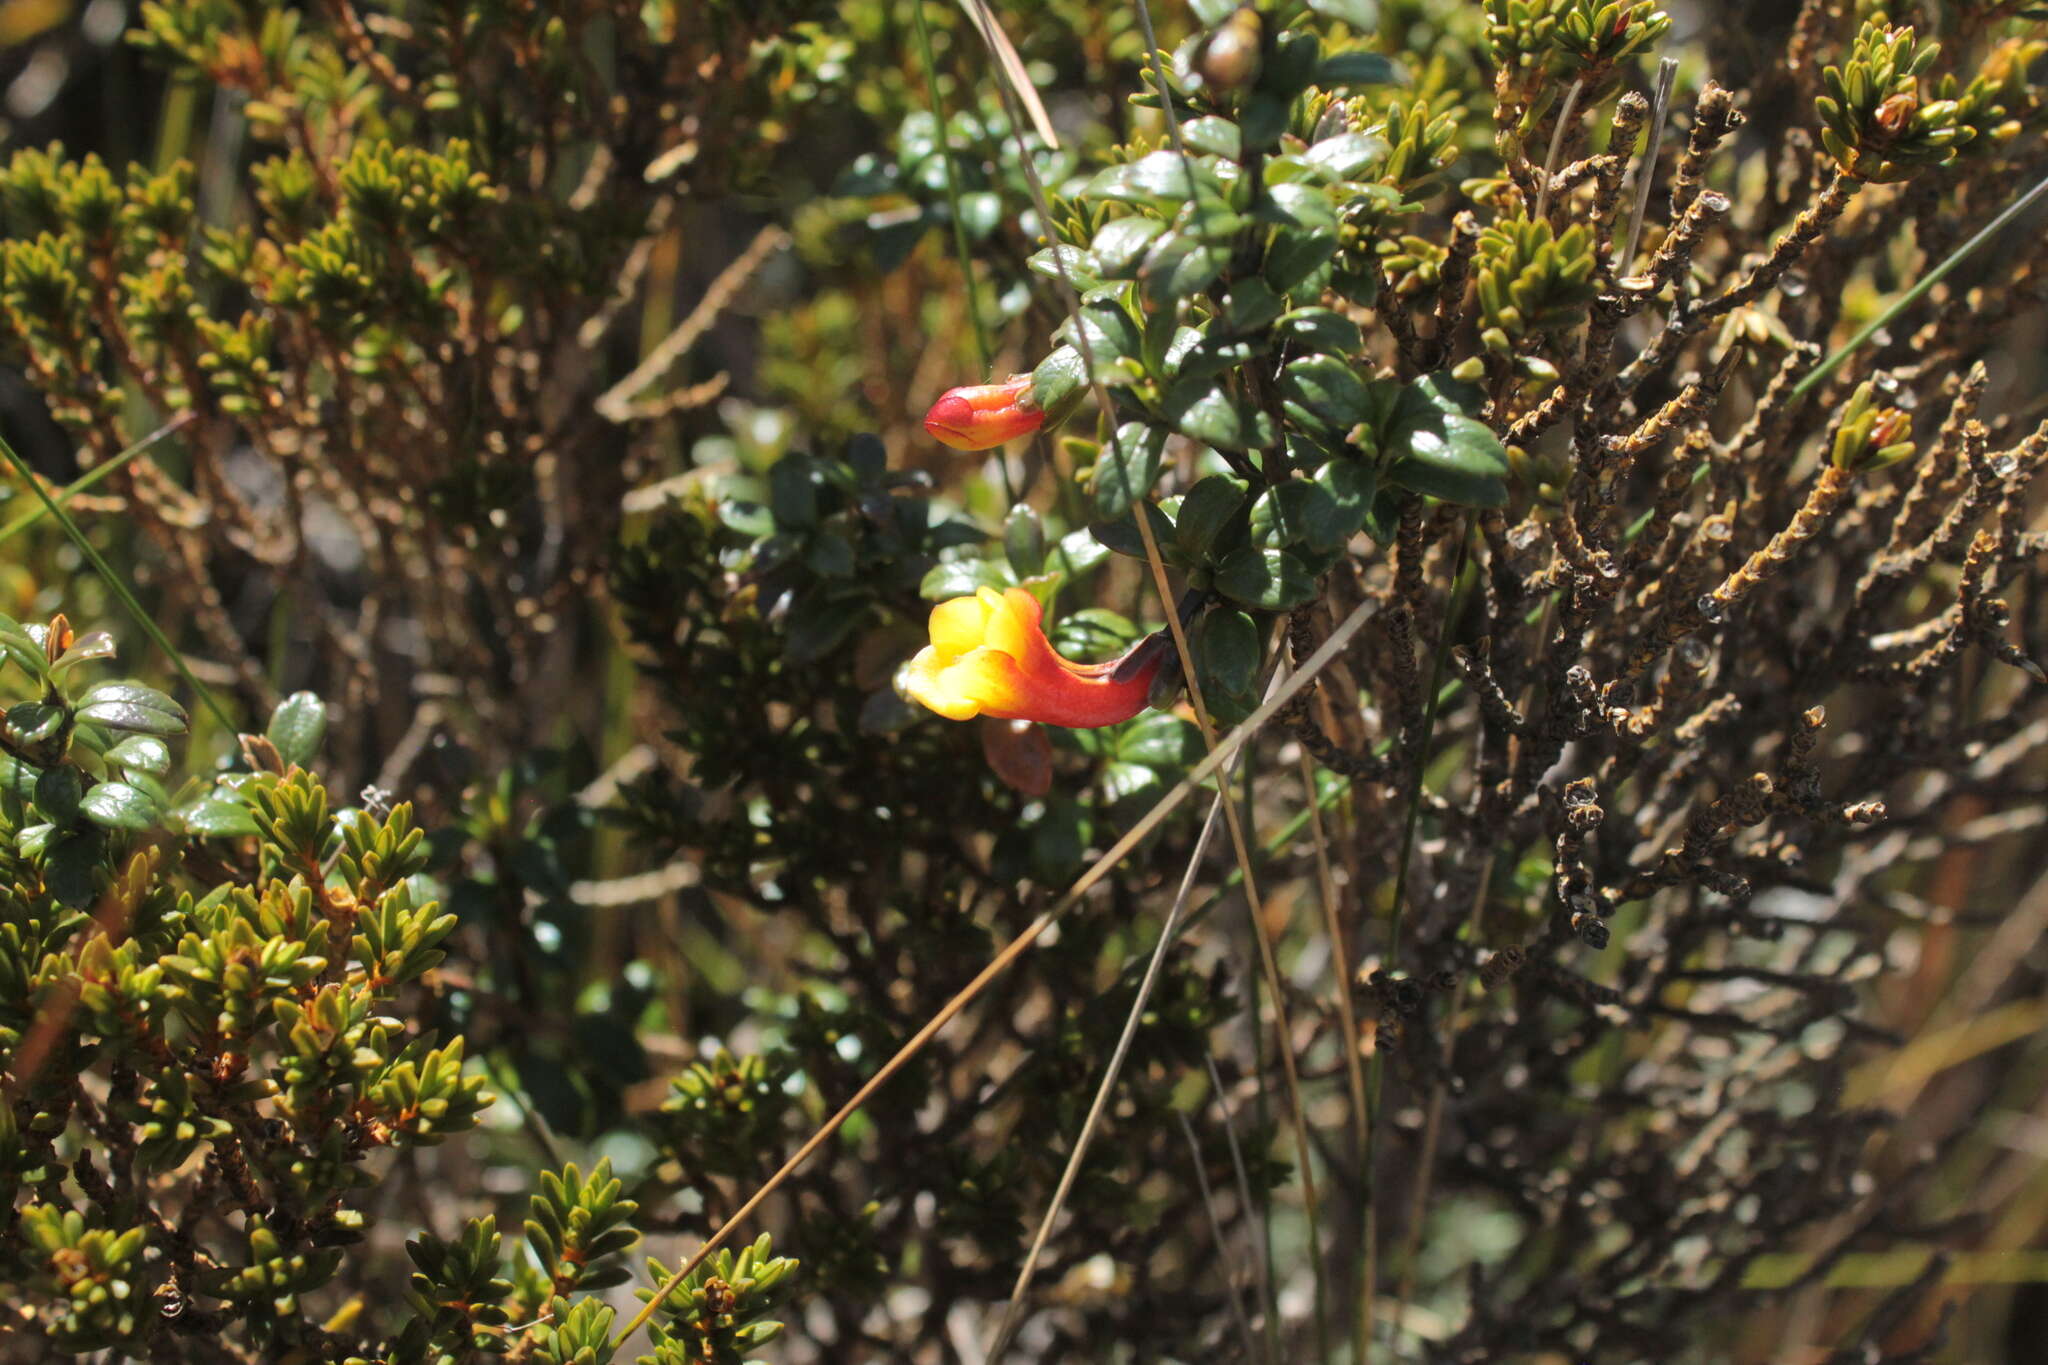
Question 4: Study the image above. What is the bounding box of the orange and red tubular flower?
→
[923,376,1045,451]
[901,587,1162,729]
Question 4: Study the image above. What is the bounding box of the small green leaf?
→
[1276,307,1364,355]
[180,797,261,838]
[1100,759,1166,808]
[1180,116,1243,161]
[1049,608,1136,660]
[955,189,1002,240]
[1091,217,1168,278]
[105,736,170,776]
[1004,504,1047,578]
[80,780,158,832]
[1381,375,1511,507]
[43,829,104,907]
[1027,244,1102,292]
[921,557,1009,600]
[717,499,775,538]
[1085,151,1225,207]
[76,702,184,737]
[1061,303,1144,379]
[1317,51,1402,88]
[7,701,64,744]
[1194,608,1262,698]
[1175,475,1250,560]
[1140,234,1229,305]
[1032,345,1088,422]
[35,764,81,823]
[805,530,857,577]
[1090,502,1179,560]
[1163,379,1278,452]
[784,589,869,663]
[1314,459,1379,544]
[1213,547,1319,609]
[1250,480,1348,554]
[1279,355,1372,432]
[1223,279,1285,335]
[1093,423,1169,520]
[769,456,818,528]
[1301,132,1391,182]
[266,691,327,769]
[1050,527,1112,580]
[1115,713,1203,768]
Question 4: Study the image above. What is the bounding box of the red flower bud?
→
[923,376,1044,451]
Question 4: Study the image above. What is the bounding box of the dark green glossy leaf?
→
[82,682,185,719]
[52,631,116,670]
[1050,526,1112,580]
[1302,132,1392,183]
[1162,379,1278,452]
[1027,245,1101,291]
[0,754,34,803]
[7,701,63,744]
[955,189,1002,241]
[80,780,157,832]
[1175,475,1250,560]
[1116,713,1203,768]
[267,691,327,769]
[1049,608,1137,661]
[105,735,171,776]
[1213,547,1320,609]
[1093,423,1169,520]
[1100,759,1166,808]
[1240,89,1289,148]
[1264,224,1340,296]
[1382,376,1511,507]
[1140,233,1229,305]
[1276,306,1364,355]
[783,590,869,664]
[1194,608,1262,698]
[1062,302,1144,378]
[1250,480,1349,554]
[1175,336,1259,383]
[1317,51,1402,88]
[1261,181,1340,232]
[76,702,183,737]
[1090,501,1179,560]
[1004,504,1047,578]
[1180,116,1242,161]
[1315,459,1379,544]
[44,828,103,907]
[1223,279,1285,335]
[717,499,775,538]
[1085,151,1225,207]
[1091,217,1168,278]
[180,796,261,838]
[1032,345,1088,421]
[1279,354,1372,432]
[769,456,818,528]
[920,557,1009,600]
[805,531,857,578]
[35,764,81,823]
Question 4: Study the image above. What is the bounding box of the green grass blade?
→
[0,422,236,732]
[0,413,193,549]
